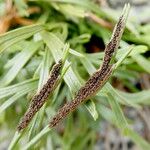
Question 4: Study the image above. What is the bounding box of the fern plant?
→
[0,0,150,150]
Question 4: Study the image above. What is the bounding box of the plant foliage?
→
[0,0,150,150]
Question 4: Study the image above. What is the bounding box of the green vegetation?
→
[0,0,150,150]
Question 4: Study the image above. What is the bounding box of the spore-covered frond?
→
[17,60,62,131]
[101,4,130,70]
[48,4,130,129]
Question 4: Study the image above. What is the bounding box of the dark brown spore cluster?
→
[17,60,62,131]
[49,13,127,128]
[49,66,113,127]
[101,15,124,70]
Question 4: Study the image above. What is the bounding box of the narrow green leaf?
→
[103,83,139,107]
[98,105,115,124]
[132,54,150,73]
[50,0,112,19]
[38,48,53,90]
[0,24,44,53]
[118,90,150,105]
[0,81,37,114]
[23,126,51,150]
[114,46,133,69]
[57,3,86,18]
[8,131,24,150]
[1,42,42,86]
[107,92,128,133]
[0,78,38,99]
[69,49,84,58]
[129,45,148,56]
[80,56,97,74]
[85,100,98,120]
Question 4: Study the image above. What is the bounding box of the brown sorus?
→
[17,60,62,131]
[49,66,113,127]
[101,15,125,70]
[49,5,129,128]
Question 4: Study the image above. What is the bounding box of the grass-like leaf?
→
[0,24,44,53]
[1,41,42,86]
[0,81,37,114]
[0,78,38,99]
[0,1,149,150]
[132,54,150,73]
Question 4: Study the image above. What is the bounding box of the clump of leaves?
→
[0,0,150,150]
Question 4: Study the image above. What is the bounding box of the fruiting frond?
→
[49,4,130,128]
